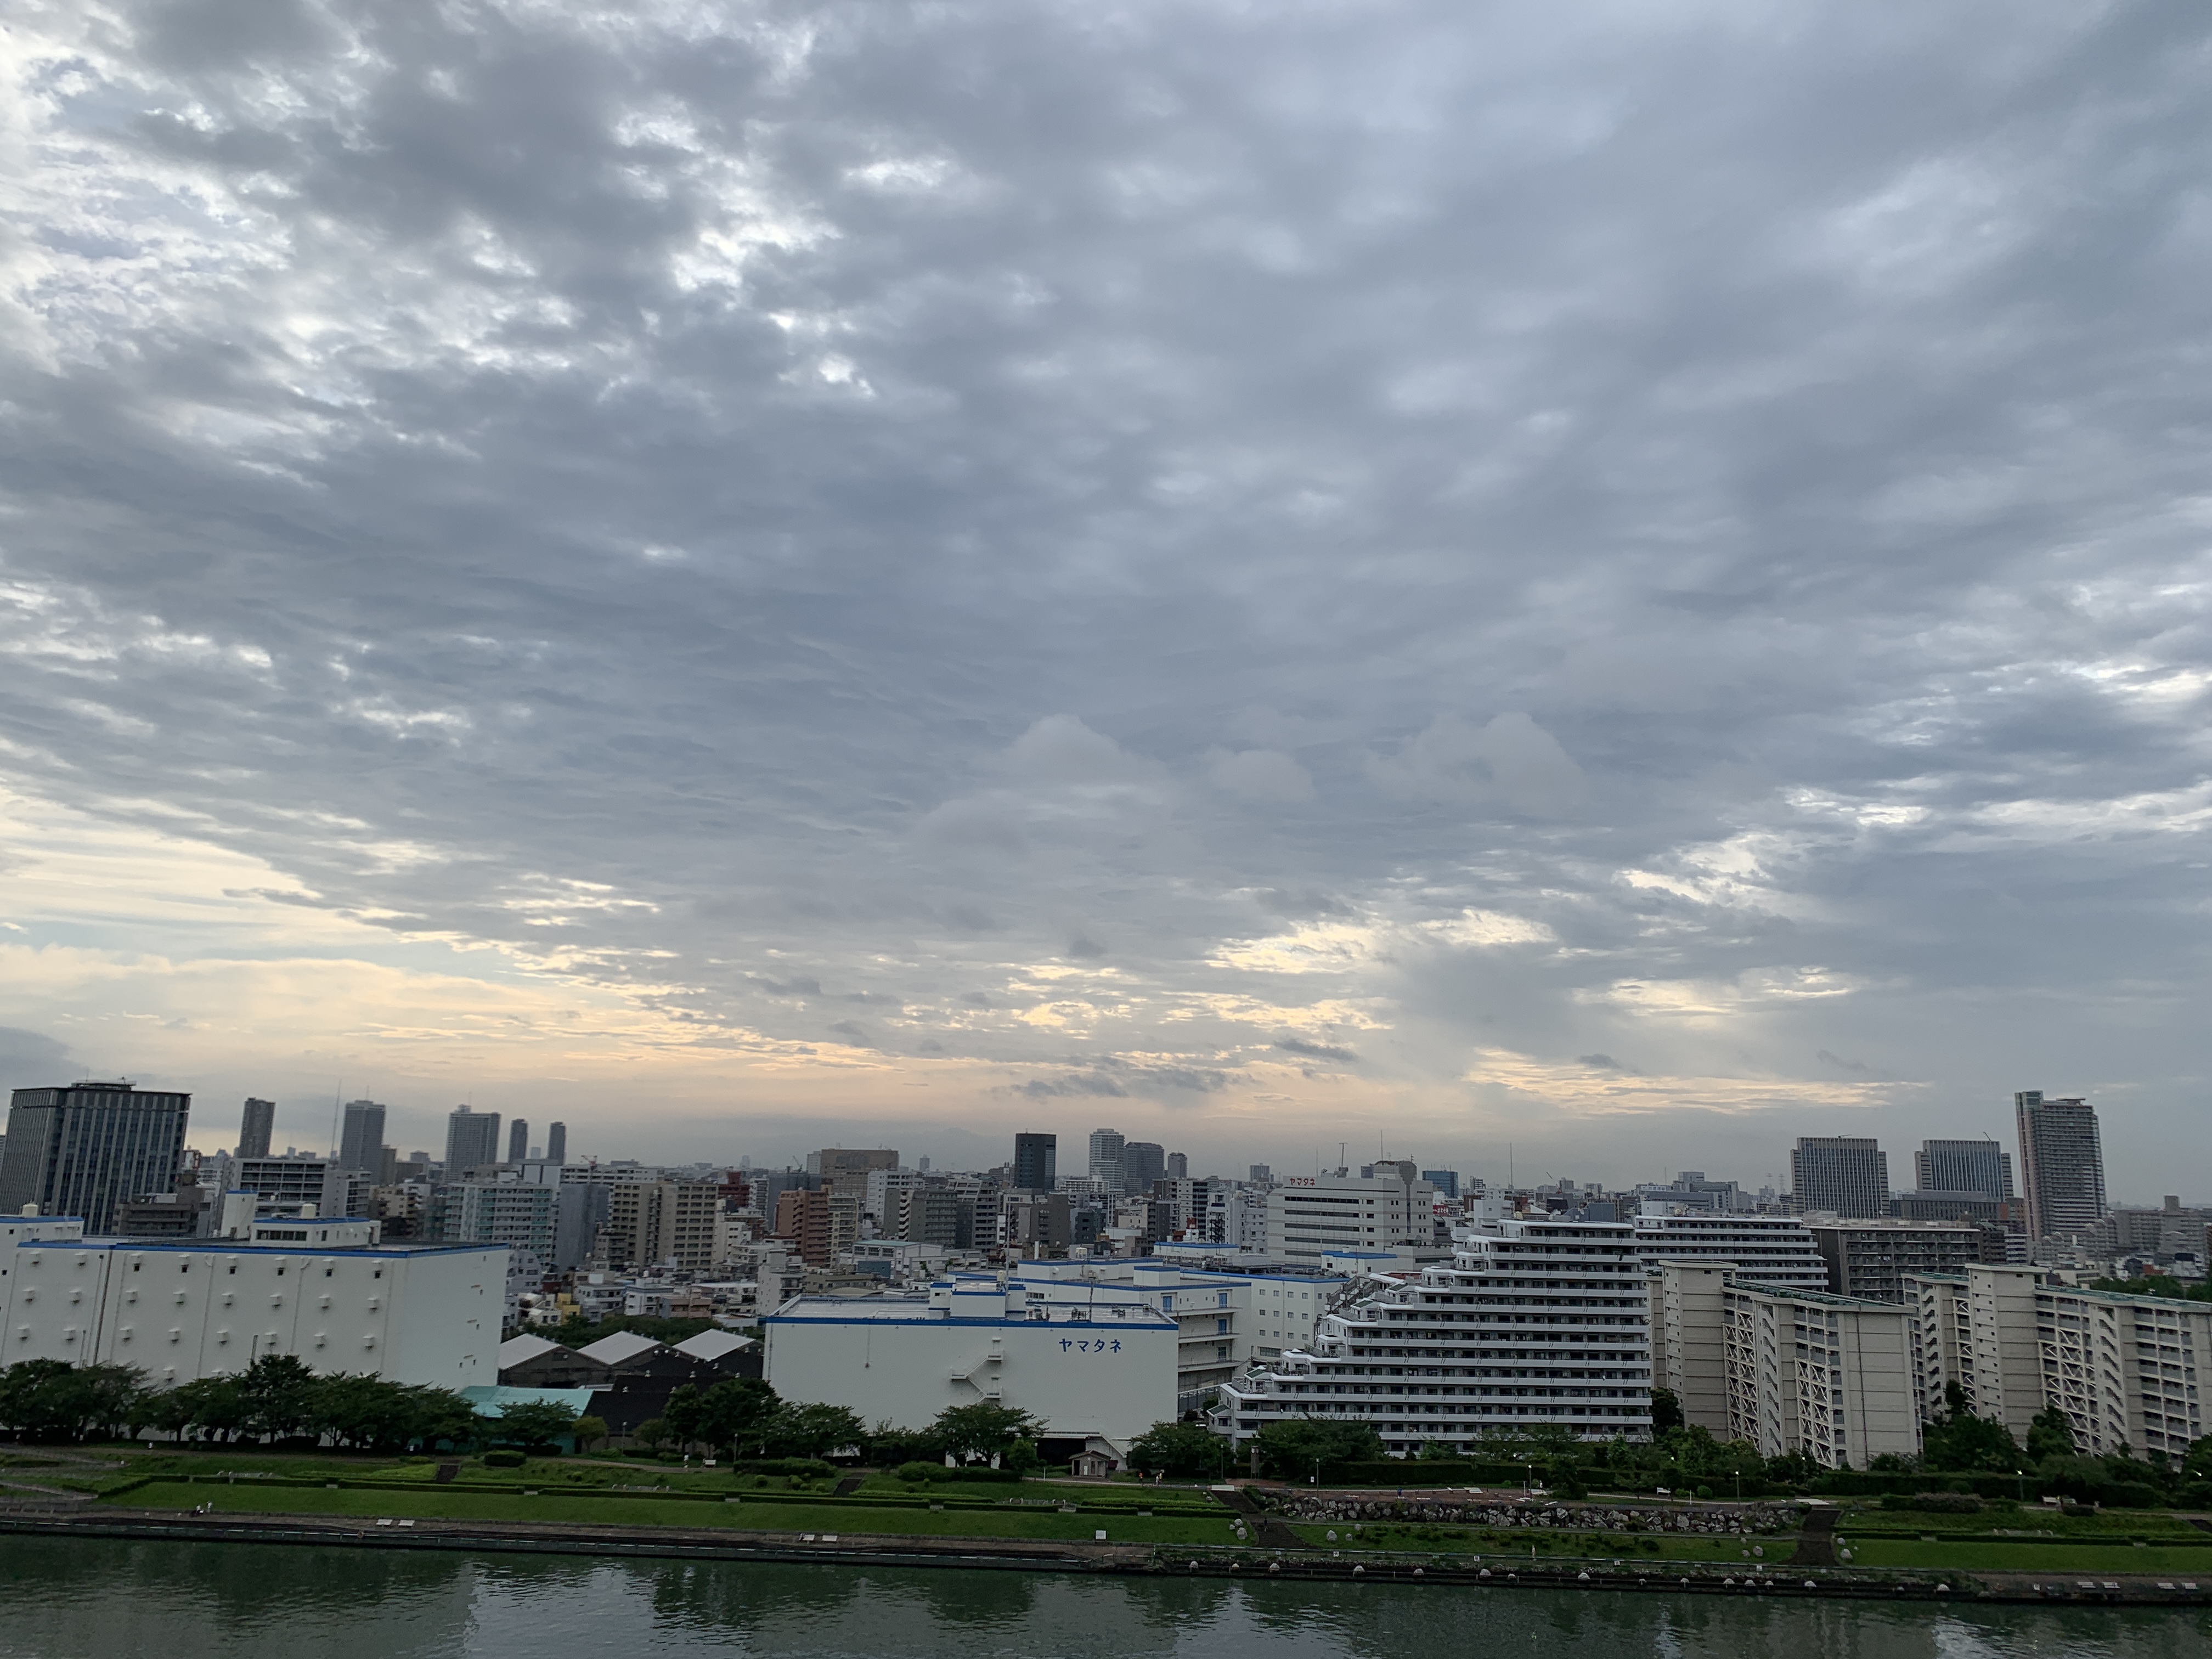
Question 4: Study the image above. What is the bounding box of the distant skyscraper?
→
[238,1098,275,1160]
[507,1119,529,1164]
[1087,1127,1125,1192]
[2016,1091,2107,1240]
[545,1121,567,1164]
[1914,1139,2013,1198]
[1249,1164,1273,1184]
[1013,1132,1057,1192]
[0,1081,193,1232]
[1165,1151,1188,1180]
[338,1099,387,1173]
[1423,1168,1460,1200]
[444,1106,501,1176]
[1121,1140,1165,1195]
[1789,1137,1889,1218]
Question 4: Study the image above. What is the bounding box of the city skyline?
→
[3,6,2208,1198]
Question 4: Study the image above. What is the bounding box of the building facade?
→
[1215,1217,1652,1455]
[1266,1166,1436,1263]
[1808,1218,1989,1301]
[444,1107,502,1176]
[2,1221,503,1389]
[0,1081,194,1234]
[1012,1133,1057,1193]
[2015,1092,2107,1242]
[1720,1284,1920,1469]
[1914,1139,2013,1199]
[1631,1210,1829,1289]
[337,1101,387,1175]
[1788,1137,1889,1219]
[237,1098,275,1160]
[606,1181,724,1271]
[762,1273,1176,1449]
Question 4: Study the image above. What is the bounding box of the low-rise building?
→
[1632,1209,1827,1289]
[1266,1165,1436,1265]
[762,1273,1176,1451]
[2,1218,503,1389]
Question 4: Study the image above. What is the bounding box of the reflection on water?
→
[2,1537,2208,1659]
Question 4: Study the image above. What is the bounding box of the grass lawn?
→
[110,1480,1239,1545]
[1835,1537,2212,1574]
[1828,1507,2203,1539]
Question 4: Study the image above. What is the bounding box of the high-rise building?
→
[238,1098,276,1160]
[1087,1127,1125,1192]
[444,1106,501,1176]
[1265,1167,1435,1262]
[1121,1140,1165,1196]
[1216,1216,1651,1453]
[2015,1091,2106,1241]
[1629,1209,1828,1289]
[1788,1136,1889,1218]
[545,1121,567,1164]
[337,1099,387,1173]
[507,1119,529,1164]
[1421,1169,1460,1200]
[1165,1151,1188,1180]
[1012,1132,1057,1192]
[1914,1139,2013,1198]
[0,1081,193,1233]
[603,1180,724,1271]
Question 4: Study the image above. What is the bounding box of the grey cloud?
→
[0,1,2207,1187]
[1817,1050,1872,1075]
[1065,935,1108,960]
[1274,1037,1357,1064]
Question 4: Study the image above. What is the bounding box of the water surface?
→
[2,1537,2204,1657]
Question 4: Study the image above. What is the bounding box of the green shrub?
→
[896,1461,940,1483]
[482,1450,527,1468]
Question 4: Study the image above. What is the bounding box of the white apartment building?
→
[3,1219,504,1389]
[1215,1217,1653,1454]
[1904,1265,2212,1459]
[761,1273,1175,1448]
[1632,1208,1827,1289]
[1720,1284,1920,1469]
[1649,1262,1733,1432]
[1266,1165,1435,1263]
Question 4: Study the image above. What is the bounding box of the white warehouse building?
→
[761,1272,1176,1450]
[3,1216,505,1390]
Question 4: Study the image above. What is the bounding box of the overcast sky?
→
[1,1,2207,1195]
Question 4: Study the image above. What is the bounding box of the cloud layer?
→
[1,0,2208,1190]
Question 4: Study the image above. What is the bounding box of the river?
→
[2,1537,2206,1657]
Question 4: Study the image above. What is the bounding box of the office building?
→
[763,1273,1176,1452]
[1216,1216,1652,1454]
[2015,1091,2107,1240]
[1165,1152,1188,1180]
[1789,1136,1889,1218]
[1087,1128,1126,1193]
[545,1121,567,1164]
[1121,1141,1165,1196]
[1012,1132,1057,1193]
[337,1100,386,1173]
[1421,1169,1460,1200]
[238,1098,275,1160]
[234,1155,356,1223]
[1808,1218,1988,1301]
[444,1107,502,1176]
[433,1173,605,1272]
[507,1119,529,1164]
[1720,1283,1920,1469]
[1630,1209,1829,1289]
[1,1217,502,1389]
[771,1187,861,1267]
[1914,1139,2013,1198]
[1265,1164,1435,1263]
[810,1148,898,1198]
[0,1081,194,1234]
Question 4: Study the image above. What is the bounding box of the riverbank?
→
[5,1505,2209,1607]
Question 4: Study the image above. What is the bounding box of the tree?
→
[764,1402,866,1460]
[494,1399,582,1452]
[663,1384,710,1452]
[0,1360,146,1443]
[688,1379,781,1458]
[1650,1387,1685,1434]
[633,1417,673,1454]
[2028,1405,2076,1463]
[1127,1420,1231,1479]
[572,1415,609,1451]
[237,1354,319,1442]
[1922,1387,2023,1474]
[1251,1418,1383,1480]
[147,1375,249,1444]
[405,1386,486,1451]
[930,1402,1040,1463]
[316,1373,425,1452]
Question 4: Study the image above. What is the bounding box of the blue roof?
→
[461,1385,599,1417]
